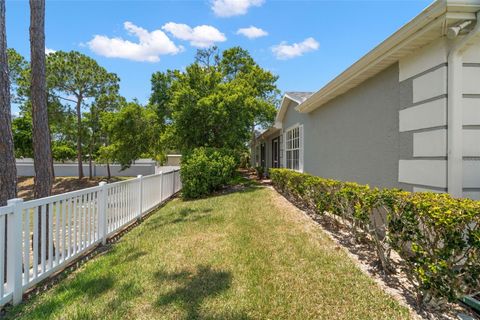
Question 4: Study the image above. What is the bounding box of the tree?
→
[7,48,28,104]
[0,0,17,282]
[51,142,76,163]
[0,0,17,207]
[30,0,53,199]
[147,71,175,161]
[153,46,279,155]
[46,51,119,178]
[8,49,84,164]
[12,114,33,158]
[84,93,123,178]
[99,101,150,171]
[149,70,177,127]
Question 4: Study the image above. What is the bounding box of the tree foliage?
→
[7,48,28,103]
[150,46,279,154]
[99,101,152,170]
[12,114,33,158]
[46,50,120,178]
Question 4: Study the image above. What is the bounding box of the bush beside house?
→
[269,168,480,304]
[180,147,237,199]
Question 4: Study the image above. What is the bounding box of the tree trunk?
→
[89,154,92,179]
[51,150,55,179]
[30,0,53,260]
[106,161,111,180]
[76,99,83,179]
[0,0,18,282]
[251,124,256,167]
[0,0,17,205]
[30,0,52,199]
[88,134,95,179]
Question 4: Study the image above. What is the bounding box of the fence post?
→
[98,182,108,245]
[137,175,143,218]
[6,198,23,305]
[159,171,163,202]
[172,171,176,195]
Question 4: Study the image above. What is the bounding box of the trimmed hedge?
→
[180,147,236,199]
[270,168,480,304]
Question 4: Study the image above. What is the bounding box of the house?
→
[253,0,480,199]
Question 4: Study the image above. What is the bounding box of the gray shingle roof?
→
[285,92,314,104]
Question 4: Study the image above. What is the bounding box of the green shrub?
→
[180,147,237,199]
[269,168,480,304]
[255,166,264,179]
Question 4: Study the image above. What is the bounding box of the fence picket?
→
[23,209,30,285]
[55,202,60,267]
[48,204,53,270]
[62,200,66,263]
[41,205,46,274]
[33,209,38,280]
[0,215,5,298]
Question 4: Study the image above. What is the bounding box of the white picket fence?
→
[0,169,181,307]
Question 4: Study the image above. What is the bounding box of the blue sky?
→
[6,0,431,114]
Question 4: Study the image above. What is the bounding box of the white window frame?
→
[284,124,304,172]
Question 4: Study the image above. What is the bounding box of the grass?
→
[6,183,411,320]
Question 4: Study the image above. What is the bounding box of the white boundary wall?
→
[16,159,157,177]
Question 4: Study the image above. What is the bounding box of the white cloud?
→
[162,22,226,48]
[272,37,319,60]
[45,48,56,55]
[236,26,268,39]
[211,0,264,17]
[87,21,182,62]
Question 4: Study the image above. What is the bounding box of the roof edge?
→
[297,0,480,113]
[275,94,300,123]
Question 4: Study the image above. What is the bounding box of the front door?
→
[272,137,280,168]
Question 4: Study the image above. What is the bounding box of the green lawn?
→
[7,184,411,320]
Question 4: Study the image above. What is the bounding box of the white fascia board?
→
[276,95,299,123]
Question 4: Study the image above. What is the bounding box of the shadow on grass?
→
[144,206,215,232]
[14,274,115,319]
[154,265,250,319]
[109,247,149,265]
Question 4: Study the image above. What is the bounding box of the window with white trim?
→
[286,126,300,171]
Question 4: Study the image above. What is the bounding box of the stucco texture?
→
[283,63,410,189]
